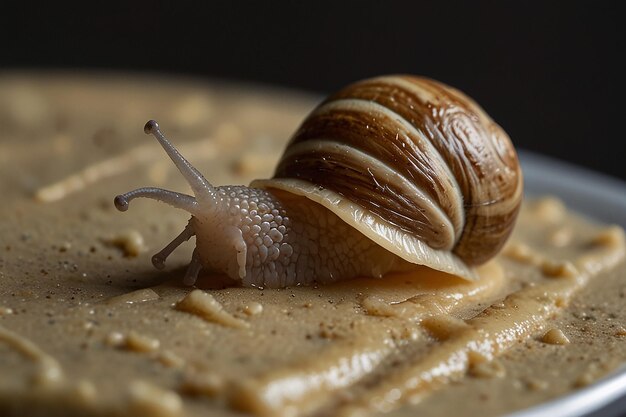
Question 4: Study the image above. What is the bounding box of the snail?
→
[114,75,523,288]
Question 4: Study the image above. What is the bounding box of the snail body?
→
[114,75,522,288]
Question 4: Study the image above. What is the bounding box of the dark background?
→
[1,1,624,181]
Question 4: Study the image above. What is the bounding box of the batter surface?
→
[1,73,625,417]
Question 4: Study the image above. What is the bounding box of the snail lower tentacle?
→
[151,220,196,270]
[183,249,203,286]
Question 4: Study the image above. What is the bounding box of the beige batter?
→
[0,73,625,417]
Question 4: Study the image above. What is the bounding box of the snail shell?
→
[114,75,522,287]
[252,75,523,278]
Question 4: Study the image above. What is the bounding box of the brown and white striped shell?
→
[253,75,523,279]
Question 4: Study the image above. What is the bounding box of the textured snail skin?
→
[191,186,410,288]
[115,75,522,287]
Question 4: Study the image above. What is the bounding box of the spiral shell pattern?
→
[260,75,522,270]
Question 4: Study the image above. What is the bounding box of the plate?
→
[508,150,626,417]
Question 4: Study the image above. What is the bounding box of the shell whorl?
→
[254,75,522,277]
